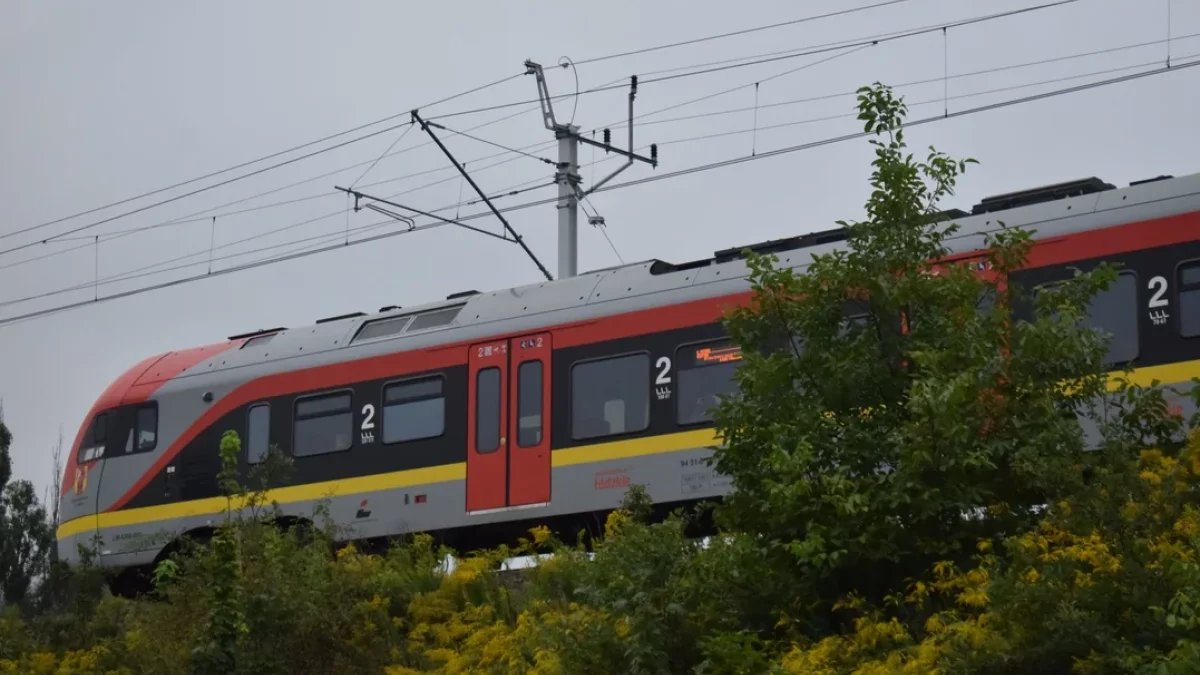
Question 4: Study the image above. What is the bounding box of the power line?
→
[3,0,1078,267]
[427,1,1081,121]
[571,0,917,66]
[2,55,1193,328]
[6,0,919,249]
[617,31,1200,129]
[3,29,1178,279]
[0,120,413,258]
[1,72,525,243]
[22,26,1192,267]
[0,181,559,309]
[0,114,557,267]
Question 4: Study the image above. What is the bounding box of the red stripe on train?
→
[102,210,1200,511]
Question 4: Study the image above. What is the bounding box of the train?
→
[55,170,1200,583]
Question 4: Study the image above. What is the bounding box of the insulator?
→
[603,128,611,148]
[650,143,658,164]
[631,74,638,93]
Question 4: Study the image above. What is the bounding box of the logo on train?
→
[72,465,89,496]
[356,499,372,519]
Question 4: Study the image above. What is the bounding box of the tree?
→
[0,401,11,492]
[712,83,1125,623]
[0,480,52,608]
[0,406,54,609]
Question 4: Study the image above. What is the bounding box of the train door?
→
[466,332,552,512]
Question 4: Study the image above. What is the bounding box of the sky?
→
[1,0,1198,503]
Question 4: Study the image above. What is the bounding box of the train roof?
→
[161,170,1200,388]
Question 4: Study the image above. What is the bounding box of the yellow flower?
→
[529,525,551,545]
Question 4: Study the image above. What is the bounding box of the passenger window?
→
[476,368,501,453]
[1180,262,1200,338]
[676,341,743,425]
[383,376,445,444]
[1037,271,1139,365]
[247,403,270,464]
[136,405,158,453]
[1088,271,1139,365]
[571,353,650,440]
[293,392,353,457]
[517,361,543,447]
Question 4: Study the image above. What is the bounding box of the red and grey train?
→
[56,171,1200,573]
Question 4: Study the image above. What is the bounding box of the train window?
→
[571,353,650,440]
[247,403,270,464]
[94,413,108,444]
[135,404,158,453]
[293,392,353,457]
[1036,271,1139,365]
[1088,272,1139,365]
[383,376,445,444]
[76,412,109,463]
[676,340,743,425]
[476,368,501,453]
[1180,262,1200,338]
[517,361,543,447]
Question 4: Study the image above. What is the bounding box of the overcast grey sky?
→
[1,0,1198,500]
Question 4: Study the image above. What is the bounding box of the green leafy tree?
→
[0,409,53,610]
[712,82,1123,622]
[0,402,11,493]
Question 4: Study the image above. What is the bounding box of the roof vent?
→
[228,327,287,341]
[446,289,480,300]
[378,305,402,312]
[316,312,367,324]
[971,177,1114,215]
[714,226,848,264]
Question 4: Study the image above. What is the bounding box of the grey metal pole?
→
[556,124,580,279]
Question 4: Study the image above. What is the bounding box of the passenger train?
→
[56,171,1200,580]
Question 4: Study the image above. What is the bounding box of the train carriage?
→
[55,170,1200,577]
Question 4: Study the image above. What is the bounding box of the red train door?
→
[466,333,552,512]
[508,332,551,506]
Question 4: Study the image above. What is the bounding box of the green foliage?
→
[0,415,52,611]
[0,412,11,493]
[710,81,1121,620]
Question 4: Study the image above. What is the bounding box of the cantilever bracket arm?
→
[411,110,554,282]
[524,60,558,131]
[578,75,658,198]
[334,186,509,242]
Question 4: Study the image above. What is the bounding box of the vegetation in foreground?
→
[2,83,1199,673]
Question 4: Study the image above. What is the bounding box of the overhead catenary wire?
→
[27,26,1196,264]
[2,0,1077,267]
[2,40,1178,284]
[611,31,1200,130]
[0,72,526,244]
[570,0,917,66]
[3,55,1194,328]
[426,1,1081,121]
[1,180,560,308]
[1,0,922,248]
[0,120,415,259]
[5,27,1186,278]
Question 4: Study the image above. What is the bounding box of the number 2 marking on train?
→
[1148,276,1169,308]
[361,403,376,430]
[655,356,672,385]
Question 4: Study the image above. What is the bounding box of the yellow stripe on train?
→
[55,428,723,541]
[56,359,1200,542]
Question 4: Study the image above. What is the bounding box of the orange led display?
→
[694,345,743,364]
